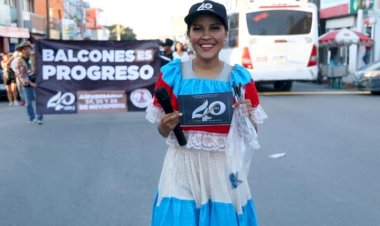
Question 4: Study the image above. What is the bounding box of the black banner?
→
[35,39,160,114]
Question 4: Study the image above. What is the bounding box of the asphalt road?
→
[0,82,379,226]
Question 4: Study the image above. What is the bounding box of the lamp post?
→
[357,0,364,32]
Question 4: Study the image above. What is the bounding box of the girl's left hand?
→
[234,99,253,117]
[234,99,258,131]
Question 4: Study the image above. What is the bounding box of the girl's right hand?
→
[158,111,182,137]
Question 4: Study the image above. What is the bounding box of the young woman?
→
[1,53,19,106]
[173,41,189,62]
[146,1,267,225]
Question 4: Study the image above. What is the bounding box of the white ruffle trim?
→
[167,131,227,152]
[145,103,164,124]
[145,103,267,152]
[251,104,267,124]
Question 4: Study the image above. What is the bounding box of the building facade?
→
[0,0,107,54]
[320,0,380,72]
[0,0,30,53]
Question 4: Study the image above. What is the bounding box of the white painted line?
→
[269,152,286,159]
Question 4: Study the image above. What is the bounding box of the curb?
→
[344,82,356,88]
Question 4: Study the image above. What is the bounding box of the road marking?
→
[269,152,286,159]
[260,90,371,95]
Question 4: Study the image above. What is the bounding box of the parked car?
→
[0,68,8,98]
[353,60,380,94]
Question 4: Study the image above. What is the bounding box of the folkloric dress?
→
[146,59,267,226]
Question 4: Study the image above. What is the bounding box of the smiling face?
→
[187,14,227,63]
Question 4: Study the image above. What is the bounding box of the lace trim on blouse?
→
[145,103,267,151]
[167,131,227,152]
[145,103,164,124]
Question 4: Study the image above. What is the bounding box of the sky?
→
[88,0,228,40]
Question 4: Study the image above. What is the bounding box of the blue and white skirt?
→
[150,145,258,226]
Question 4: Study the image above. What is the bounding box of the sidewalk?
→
[319,71,357,89]
[342,72,356,88]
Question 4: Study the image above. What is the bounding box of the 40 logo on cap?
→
[197,2,213,11]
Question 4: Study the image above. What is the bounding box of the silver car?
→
[353,61,380,94]
[0,68,7,98]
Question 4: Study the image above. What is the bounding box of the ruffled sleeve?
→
[251,105,267,124]
[145,59,182,124]
[145,101,164,124]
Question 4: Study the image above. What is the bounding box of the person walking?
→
[145,1,267,225]
[160,38,174,66]
[173,41,190,62]
[13,42,43,125]
[9,50,26,106]
[1,53,19,106]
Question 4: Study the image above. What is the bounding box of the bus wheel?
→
[274,81,293,91]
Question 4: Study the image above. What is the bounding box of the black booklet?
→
[178,92,233,126]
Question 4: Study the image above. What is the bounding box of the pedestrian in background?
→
[362,45,371,65]
[145,0,267,225]
[160,38,174,66]
[9,50,26,106]
[173,41,189,62]
[1,53,19,106]
[13,42,43,125]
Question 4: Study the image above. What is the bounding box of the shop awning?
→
[0,25,30,38]
[319,28,372,46]
[30,33,46,41]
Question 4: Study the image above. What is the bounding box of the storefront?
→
[0,25,30,53]
[29,13,47,42]
[320,0,377,72]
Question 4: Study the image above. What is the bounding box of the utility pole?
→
[46,0,50,39]
[16,0,24,30]
[357,0,364,32]
[58,9,62,40]
[356,0,364,69]
[373,0,380,61]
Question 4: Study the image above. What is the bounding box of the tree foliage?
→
[106,24,137,40]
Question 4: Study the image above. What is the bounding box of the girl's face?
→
[188,15,227,62]
[176,42,183,50]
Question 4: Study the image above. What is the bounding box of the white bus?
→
[220,0,319,91]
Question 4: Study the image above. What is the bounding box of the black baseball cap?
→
[161,38,174,47]
[184,0,228,31]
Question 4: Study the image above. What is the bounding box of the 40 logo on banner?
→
[47,91,76,112]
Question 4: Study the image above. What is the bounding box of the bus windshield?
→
[246,10,312,35]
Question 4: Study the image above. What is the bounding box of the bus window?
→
[246,10,312,35]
